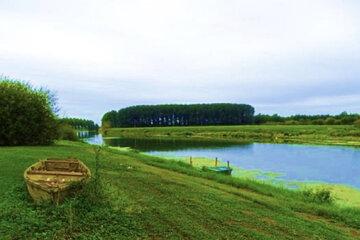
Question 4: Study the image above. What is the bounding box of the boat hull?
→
[24,158,91,204]
[202,166,233,175]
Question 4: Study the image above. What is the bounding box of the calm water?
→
[83,134,360,188]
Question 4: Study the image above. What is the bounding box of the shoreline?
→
[138,152,360,208]
[102,124,360,148]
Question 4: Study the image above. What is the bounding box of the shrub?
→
[284,120,300,125]
[100,121,111,135]
[334,119,342,125]
[303,189,333,204]
[324,117,336,125]
[311,119,325,125]
[354,119,360,128]
[0,78,58,145]
[58,124,79,141]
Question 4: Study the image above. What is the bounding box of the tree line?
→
[254,112,360,125]
[102,104,255,128]
[58,118,99,131]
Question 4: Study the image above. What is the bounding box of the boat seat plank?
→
[45,160,79,164]
[27,170,84,176]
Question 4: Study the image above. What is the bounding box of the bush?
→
[58,124,79,141]
[311,119,325,125]
[324,117,336,125]
[284,120,300,125]
[0,78,58,145]
[354,119,360,128]
[303,189,333,204]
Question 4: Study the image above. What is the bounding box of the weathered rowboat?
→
[24,158,91,204]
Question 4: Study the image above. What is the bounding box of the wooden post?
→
[227,161,230,168]
[190,156,193,166]
[215,157,218,167]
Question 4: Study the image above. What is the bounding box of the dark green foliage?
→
[303,189,333,204]
[0,78,58,146]
[254,114,284,124]
[102,110,118,127]
[57,124,79,141]
[102,103,255,128]
[58,117,99,131]
[254,112,360,125]
[355,119,360,127]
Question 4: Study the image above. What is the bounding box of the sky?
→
[1,0,360,122]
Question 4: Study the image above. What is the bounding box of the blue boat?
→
[202,166,232,175]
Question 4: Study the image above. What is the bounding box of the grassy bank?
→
[142,154,360,208]
[1,141,360,239]
[104,125,360,147]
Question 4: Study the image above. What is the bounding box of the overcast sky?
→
[1,0,360,122]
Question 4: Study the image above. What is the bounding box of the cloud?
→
[0,0,359,121]
[256,94,360,115]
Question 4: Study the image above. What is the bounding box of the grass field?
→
[1,141,360,239]
[105,125,360,147]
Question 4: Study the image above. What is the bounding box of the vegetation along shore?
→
[103,125,360,147]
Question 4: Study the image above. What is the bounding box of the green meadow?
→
[1,141,360,239]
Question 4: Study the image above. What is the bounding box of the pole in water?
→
[227,161,230,168]
[215,157,218,167]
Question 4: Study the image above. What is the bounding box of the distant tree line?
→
[58,118,99,131]
[254,112,360,125]
[102,104,255,128]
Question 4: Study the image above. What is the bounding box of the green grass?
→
[1,141,360,239]
[148,154,360,208]
[105,125,360,147]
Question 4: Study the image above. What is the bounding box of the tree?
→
[253,113,360,125]
[58,118,99,131]
[102,103,255,128]
[0,78,58,146]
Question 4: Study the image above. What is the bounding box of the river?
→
[82,132,360,189]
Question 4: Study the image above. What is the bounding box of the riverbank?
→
[145,154,360,208]
[104,125,360,147]
[1,141,360,239]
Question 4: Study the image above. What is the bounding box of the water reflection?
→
[105,137,251,151]
[78,131,104,145]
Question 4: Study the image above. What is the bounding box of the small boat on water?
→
[24,158,91,204]
[202,166,233,175]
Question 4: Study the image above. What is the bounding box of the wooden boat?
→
[202,166,233,175]
[24,158,91,204]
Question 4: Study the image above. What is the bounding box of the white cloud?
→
[0,0,359,120]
